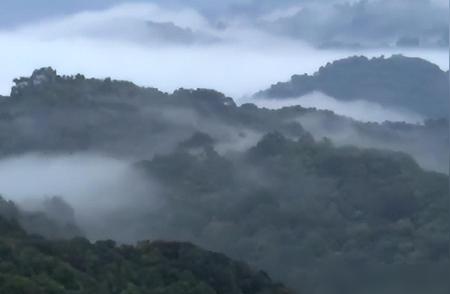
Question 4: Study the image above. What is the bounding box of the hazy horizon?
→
[0,1,447,99]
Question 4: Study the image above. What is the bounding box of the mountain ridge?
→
[0,66,448,293]
[255,55,449,119]
[0,66,448,172]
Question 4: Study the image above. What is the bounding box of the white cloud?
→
[0,2,447,99]
[251,92,424,124]
[259,5,304,22]
[12,3,211,38]
[0,154,144,207]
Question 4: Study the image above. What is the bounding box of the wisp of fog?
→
[250,92,425,124]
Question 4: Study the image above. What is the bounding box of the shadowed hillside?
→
[0,212,292,294]
[256,55,449,119]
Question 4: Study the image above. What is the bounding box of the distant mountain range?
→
[255,55,449,119]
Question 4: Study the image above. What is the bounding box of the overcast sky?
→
[0,0,448,98]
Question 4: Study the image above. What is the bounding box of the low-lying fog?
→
[0,153,161,241]
[245,91,425,124]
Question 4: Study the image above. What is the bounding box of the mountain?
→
[0,213,291,294]
[0,67,448,172]
[134,131,449,294]
[0,68,448,293]
[273,107,449,173]
[255,55,449,119]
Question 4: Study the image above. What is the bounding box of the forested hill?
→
[0,68,449,293]
[134,131,449,293]
[0,213,292,294]
[0,67,447,172]
[255,55,449,119]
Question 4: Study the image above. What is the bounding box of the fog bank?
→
[0,153,160,241]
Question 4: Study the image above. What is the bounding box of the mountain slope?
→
[134,132,449,293]
[255,55,449,119]
[0,68,448,294]
[0,67,447,172]
[0,214,292,294]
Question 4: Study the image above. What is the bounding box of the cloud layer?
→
[256,0,449,48]
[0,2,447,99]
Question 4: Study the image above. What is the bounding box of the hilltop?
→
[255,55,449,119]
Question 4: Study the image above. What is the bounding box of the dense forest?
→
[0,210,291,294]
[0,57,448,293]
[0,65,448,172]
[255,55,449,119]
[133,131,449,293]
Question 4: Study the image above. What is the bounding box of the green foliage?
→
[0,65,449,294]
[138,132,449,293]
[256,55,449,118]
[0,64,448,172]
[0,218,291,294]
